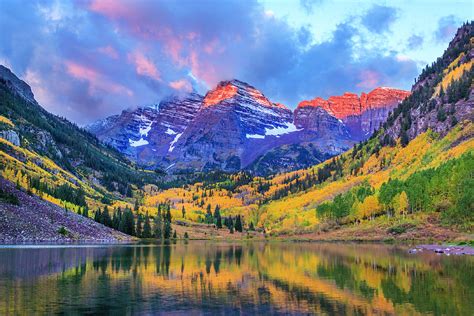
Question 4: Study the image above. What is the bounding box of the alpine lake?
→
[0,241,472,315]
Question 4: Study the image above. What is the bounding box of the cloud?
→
[98,46,119,59]
[128,51,161,81]
[435,15,460,42]
[299,0,322,14]
[362,5,398,33]
[0,0,421,124]
[407,34,424,50]
[169,79,193,92]
[65,60,133,96]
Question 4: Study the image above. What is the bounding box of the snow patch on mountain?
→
[129,116,152,147]
[266,123,301,136]
[246,122,301,139]
[137,115,152,136]
[129,138,149,147]
[246,133,265,139]
[169,133,182,152]
[165,128,177,135]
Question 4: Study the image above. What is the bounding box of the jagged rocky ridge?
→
[88,80,410,175]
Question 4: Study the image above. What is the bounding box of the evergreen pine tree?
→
[126,185,133,198]
[249,221,255,231]
[400,129,409,147]
[102,206,112,227]
[83,206,89,218]
[182,205,186,219]
[205,204,213,224]
[163,209,172,239]
[136,214,143,238]
[143,212,152,238]
[214,205,222,228]
[437,107,447,122]
[228,217,234,233]
[94,208,101,223]
[235,215,243,232]
[113,207,122,230]
[154,208,163,239]
[123,208,136,236]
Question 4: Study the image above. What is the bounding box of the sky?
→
[0,0,472,125]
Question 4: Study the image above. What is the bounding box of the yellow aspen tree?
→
[398,191,409,218]
[359,196,381,221]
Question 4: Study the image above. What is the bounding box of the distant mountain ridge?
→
[88,80,409,175]
[297,87,410,140]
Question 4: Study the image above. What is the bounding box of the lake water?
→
[0,241,472,315]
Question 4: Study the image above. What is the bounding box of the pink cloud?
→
[65,60,133,96]
[203,38,220,54]
[128,51,161,81]
[88,0,131,19]
[165,38,184,65]
[357,70,380,89]
[86,1,233,88]
[24,69,53,107]
[188,50,223,87]
[98,45,119,59]
[169,79,192,92]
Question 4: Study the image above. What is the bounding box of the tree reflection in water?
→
[0,242,473,315]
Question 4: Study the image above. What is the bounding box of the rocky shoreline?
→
[409,244,474,256]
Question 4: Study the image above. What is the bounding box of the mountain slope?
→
[0,178,133,242]
[88,93,204,167]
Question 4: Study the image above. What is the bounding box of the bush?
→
[58,226,69,236]
[0,188,19,205]
[387,223,416,235]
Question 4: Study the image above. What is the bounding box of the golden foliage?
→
[0,115,14,127]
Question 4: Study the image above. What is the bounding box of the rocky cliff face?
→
[88,79,409,174]
[87,106,159,159]
[0,66,36,104]
[297,87,410,140]
[88,93,203,166]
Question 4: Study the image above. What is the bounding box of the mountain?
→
[298,87,410,140]
[166,80,300,172]
[139,22,474,239]
[88,80,408,175]
[87,93,203,167]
